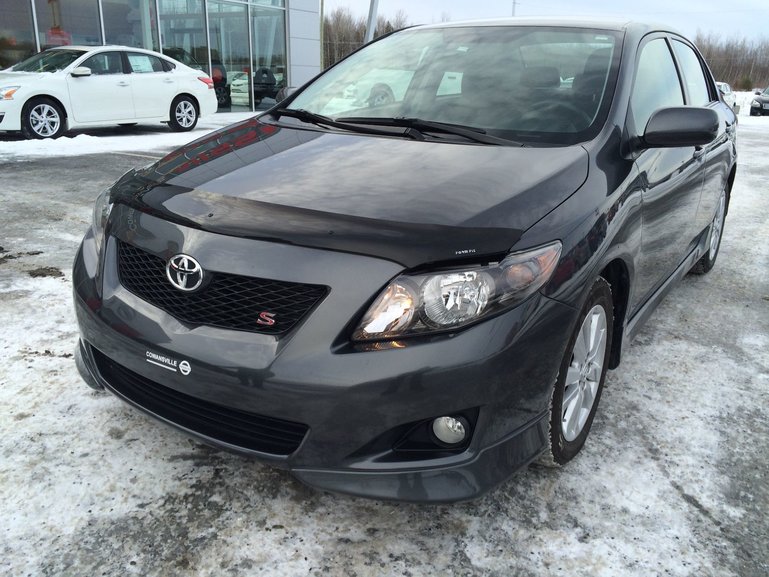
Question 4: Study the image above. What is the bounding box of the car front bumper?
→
[0,97,23,131]
[73,209,579,502]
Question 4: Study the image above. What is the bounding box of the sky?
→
[322,0,769,42]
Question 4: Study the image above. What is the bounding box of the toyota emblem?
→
[166,254,204,292]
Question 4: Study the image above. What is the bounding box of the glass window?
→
[289,27,621,144]
[672,40,712,106]
[0,1,37,69]
[630,39,684,133]
[82,51,124,75]
[127,51,165,72]
[251,5,287,109]
[33,0,101,48]
[102,0,159,51]
[12,48,86,72]
[208,0,250,111]
[158,0,209,73]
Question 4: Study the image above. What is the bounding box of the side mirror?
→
[642,107,718,148]
[71,67,92,77]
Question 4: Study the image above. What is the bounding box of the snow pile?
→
[0,112,255,160]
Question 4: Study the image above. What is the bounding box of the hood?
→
[0,71,48,82]
[111,117,589,268]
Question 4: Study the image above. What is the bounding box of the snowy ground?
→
[0,112,768,577]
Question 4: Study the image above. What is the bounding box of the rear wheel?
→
[168,96,198,132]
[541,277,613,466]
[690,186,728,274]
[22,97,65,139]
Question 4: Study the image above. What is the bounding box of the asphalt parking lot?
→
[1,118,767,577]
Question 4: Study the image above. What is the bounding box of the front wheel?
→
[542,277,613,466]
[22,97,66,139]
[168,96,198,132]
[690,186,727,274]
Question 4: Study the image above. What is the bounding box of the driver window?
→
[81,52,123,75]
[630,39,684,134]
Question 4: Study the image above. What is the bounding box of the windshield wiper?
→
[271,108,421,139]
[335,116,523,146]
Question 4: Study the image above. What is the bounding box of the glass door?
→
[208,0,251,111]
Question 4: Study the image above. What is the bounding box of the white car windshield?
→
[12,49,86,72]
[288,26,621,144]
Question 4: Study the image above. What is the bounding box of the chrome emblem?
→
[166,254,203,292]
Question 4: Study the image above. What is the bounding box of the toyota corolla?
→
[73,19,737,502]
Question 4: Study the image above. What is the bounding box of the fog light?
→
[432,416,467,445]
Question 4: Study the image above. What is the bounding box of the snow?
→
[0,112,255,160]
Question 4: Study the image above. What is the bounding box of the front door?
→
[629,37,704,311]
[66,50,134,123]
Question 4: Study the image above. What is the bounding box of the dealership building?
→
[0,0,321,111]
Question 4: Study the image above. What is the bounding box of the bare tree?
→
[323,7,411,68]
[695,32,769,89]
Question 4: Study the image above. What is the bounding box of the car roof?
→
[415,17,683,38]
[48,45,170,57]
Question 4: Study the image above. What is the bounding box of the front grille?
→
[92,348,309,455]
[117,241,328,334]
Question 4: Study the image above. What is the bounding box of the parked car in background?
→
[716,81,736,108]
[229,68,285,107]
[162,47,230,108]
[0,46,217,139]
[74,19,737,502]
[750,86,769,116]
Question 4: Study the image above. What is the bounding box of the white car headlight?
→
[353,241,562,341]
[0,86,20,100]
[92,190,114,255]
[751,100,760,107]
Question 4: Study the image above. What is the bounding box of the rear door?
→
[125,51,178,118]
[66,50,134,123]
[629,36,705,311]
[670,38,735,236]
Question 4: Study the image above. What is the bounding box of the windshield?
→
[11,49,86,72]
[288,26,621,145]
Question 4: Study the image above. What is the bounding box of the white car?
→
[716,81,737,109]
[0,45,218,139]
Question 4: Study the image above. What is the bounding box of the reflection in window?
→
[33,0,101,48]
[158,0,208,73]
[672,40,712,106]
[251,6,287,107]
[630,39,684,133]
[0,2,36,68]
[103,0,159,51]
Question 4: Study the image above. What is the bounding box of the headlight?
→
[353,241,562,341]
[92,189,113,255]
[0,86,20,100]
[752,100,760,107]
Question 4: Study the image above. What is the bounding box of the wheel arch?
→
[599,258,630,370]
[21,94,69,124]
[174,92,200,113]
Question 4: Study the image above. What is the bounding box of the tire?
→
[690,185,728,274]
[22,97,65,139]
[541,277,613,466]
[168,96,198,132]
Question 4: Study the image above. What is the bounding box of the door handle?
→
[164,79,174,84]
[117,81,129,87]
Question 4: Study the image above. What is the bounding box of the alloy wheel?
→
[709,189,727,260]
[175,101,196,128]
[561,304,608,442]
[30,103,61,138]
